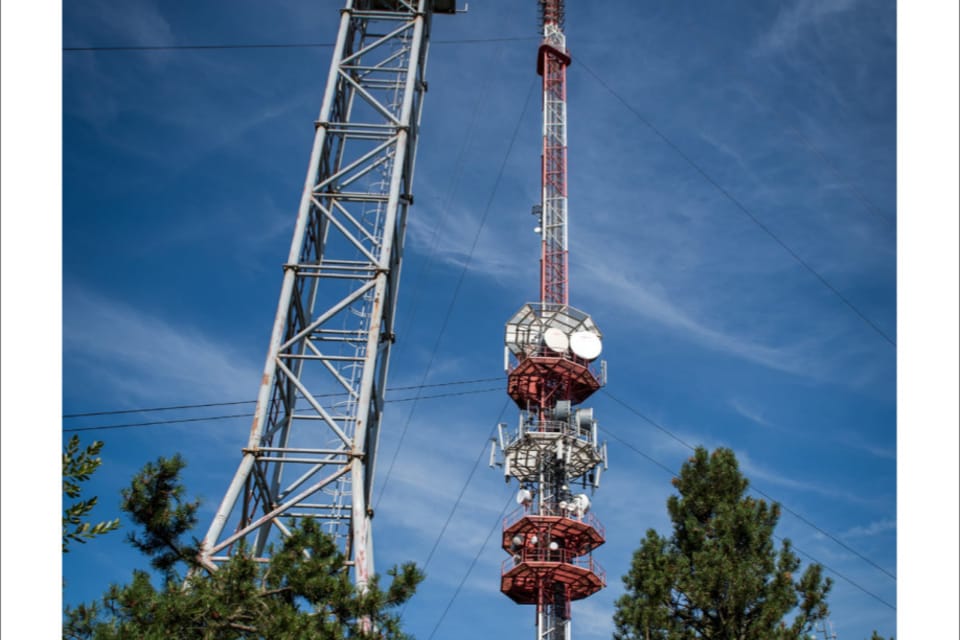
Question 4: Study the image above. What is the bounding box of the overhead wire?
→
[61,36,537,53]
[64,399,256,418]
[786,125,895,225]
[419,399,512,573]
[375,47,520,514]
[64,385,895,602]
[574,57,896,349]
[783,535,896,611]
[63,413,251,433]
[426,490,515,640]
[602,389,897,582]
[396,398,512,622]
[372,78,538,511]
[654,14,896,228]
[62,386,501,433]
[60,21,897,618]
[597,421,896,611]
[66,34,893,227]
[61,376,503,418]
[412,415,896,634]
[392,31,499,346]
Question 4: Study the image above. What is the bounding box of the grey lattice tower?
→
[200,0,456,589]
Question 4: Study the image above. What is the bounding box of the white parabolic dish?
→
[570,331,602,360]
[543,327,569,353]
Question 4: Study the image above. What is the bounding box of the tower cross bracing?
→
[200,0,455,589]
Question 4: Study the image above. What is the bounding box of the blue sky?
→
[1,1,958,639]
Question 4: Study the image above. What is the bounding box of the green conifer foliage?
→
[613,447,833,640]
[64,455,423,640]
[63,436,121,552]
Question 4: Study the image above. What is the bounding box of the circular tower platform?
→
[507,355,601,409]
[500,512,606,604]
[501,554,605,604]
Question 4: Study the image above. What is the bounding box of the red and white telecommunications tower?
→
[199,0,456,589]
[490,2,609,640]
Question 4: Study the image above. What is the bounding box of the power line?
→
[575,58,896,349]
[64,400,255,419]
[598,424,680,481]
[786,125,895,225]
[373,78,538,511]
[598,421,896,611]
[389,387,501,403]
[784,535,896,611]
[603,390,697,452]
[62,387,501,433]
[410,392,895,634]
[62,36,536,53]
[426,490,515,640]
[755,486,896,582]
[67,382,895,596]
[394,38,500,346]
[420,400,512,573]
[397,399,512,621]
[646,14,895,229]
[63,413,251,433]
[601,389,896,582]
[62,376,503,418]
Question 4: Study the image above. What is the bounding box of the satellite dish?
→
[570,331,602,360]
[543,327,569,353]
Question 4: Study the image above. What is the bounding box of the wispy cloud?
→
[408,190,843,381]
[839,436,896,461]
[729,397,775,428]
[737,450,880,507]
[63,287,260,405]
[841,518,895,539]
[579,255,830,379]
[756,0,863,54]
[66,0,175,49]
[406,180,537,290]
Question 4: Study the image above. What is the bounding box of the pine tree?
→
[64,455,423,640]
[63,435,120,552]
[613,447,832,640]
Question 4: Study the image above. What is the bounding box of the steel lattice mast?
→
[491,2,609,640]
[200,0,456,589]
[538,0,571,307]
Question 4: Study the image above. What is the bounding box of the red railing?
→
[502,506,605,541]
[502,549,606,584]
